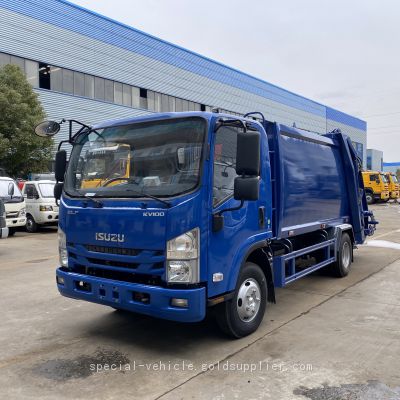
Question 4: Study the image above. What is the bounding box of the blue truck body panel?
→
[56,111,375,323]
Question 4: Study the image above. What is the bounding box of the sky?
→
[69,0,400,161]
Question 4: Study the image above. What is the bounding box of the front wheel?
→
[26,215,38,233]
[330,233,352,277]
[365,192,374,205]
[215,262,267,338]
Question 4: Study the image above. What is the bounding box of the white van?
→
[22,180,58,232]
[0,177,26,236]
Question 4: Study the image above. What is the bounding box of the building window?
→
[10,55,25,72]
[38,63,51,90]
[74,71,85,97]
[62,69,74,94]
[132,86,140,108]
[94,76,105,100]
[141,88,149,109]
[122,84,131,107]
[168,95,176,112]
[104,79,114,102]
[84,74,94,98]
[114,82,123,104]
[25,60,39,87]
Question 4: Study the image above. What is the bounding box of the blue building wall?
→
[0,0,367,165]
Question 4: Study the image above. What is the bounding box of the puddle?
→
[35,348,130,381]
[364,240,400,250]
[294,381,400,400]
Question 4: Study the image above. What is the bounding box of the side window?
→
[25,184,33,199]
[369,174,377,182]
[32,185,39,198]
[213,126,239,206]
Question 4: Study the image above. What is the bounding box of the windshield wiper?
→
[84,194,104,208]
[123,189,172,208]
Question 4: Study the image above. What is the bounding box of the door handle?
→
[258,206,265,229]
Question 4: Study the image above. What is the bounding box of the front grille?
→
[85,244,140,256]
[67,242,165,285]
[87,257,139,269]
[6,212,18,218]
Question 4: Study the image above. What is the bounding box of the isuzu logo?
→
[95,233,125,243]
[143,211,165,217]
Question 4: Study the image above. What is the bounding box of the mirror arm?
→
[217,199,244,216]
[243,112,266,125]
[215,118,247,133]
[212,199,244,232]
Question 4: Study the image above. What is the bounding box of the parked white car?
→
[0,177,27,236]
[22,180,59,232]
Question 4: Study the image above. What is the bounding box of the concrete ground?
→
[0,203,400,399]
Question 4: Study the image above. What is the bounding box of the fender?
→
[333,223,355,259]
[226,232,275,302]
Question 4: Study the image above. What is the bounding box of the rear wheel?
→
[365,192,374,205]
[215,262,267,338]
[330,233,352,277]
[26,215,38,233]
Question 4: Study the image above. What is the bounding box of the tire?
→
[8,228,16,237]
[26,215,38,233]
[215,262,267,338]
[365,192,374,205]
[330,233,352,277]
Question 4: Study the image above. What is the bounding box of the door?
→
[24,184,39,220]
[207,123,270,297]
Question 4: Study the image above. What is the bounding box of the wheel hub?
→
[237,278,261,322]
[342,241,351,269]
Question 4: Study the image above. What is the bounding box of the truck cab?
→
[362,171,390,204]
[384,172,399,200]
[22,180,59,232]
[0,177,26,236]
[36,112,375,338]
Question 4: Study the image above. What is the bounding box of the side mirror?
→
[54,182,63,201]
[8,182,14,197]
[234,176,259,201]
[234,130,260,201]
[34,120,61,137]
[235,131,260,176]
[55,150,67,182]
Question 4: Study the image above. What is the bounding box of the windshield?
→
[392,175,398,183]
[64,117,206,198]
[38,183,55,198]
[380,174,388,183]
[0,180,23,202]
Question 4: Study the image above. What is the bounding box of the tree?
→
[0,64,53,178]
[396,169,400,181]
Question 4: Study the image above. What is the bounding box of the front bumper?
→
[0,227,8,239]
[6,217,26,228]
[56,268,206,322]
[380,191,389,200]
[390,191,399,199]
[35,211,59,224]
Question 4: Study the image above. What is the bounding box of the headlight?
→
[166,228,199,283]
[19,208,26,217]
[40,205,53,211]
[58,228,68,267]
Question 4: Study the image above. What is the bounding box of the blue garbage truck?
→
[35,111,377,337]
